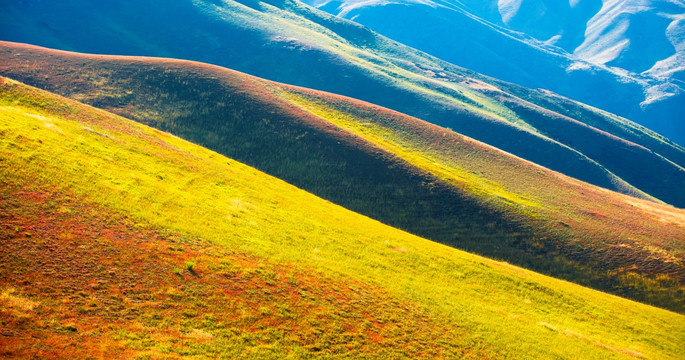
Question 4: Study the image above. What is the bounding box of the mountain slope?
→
[1,43,683,311]
[2,76,685,360]
[304,0,685,145]
[3,188,462,359]
[1,0,684,207]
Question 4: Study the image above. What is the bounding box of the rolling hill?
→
[2,75,684,359]
[1,42,683,312]
[303,0,685,145]
[1,0,684,209]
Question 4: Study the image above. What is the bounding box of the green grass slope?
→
[1,0,685,207]
[279,88,685,311]
[0,43,683,312]
[2,76,685,360]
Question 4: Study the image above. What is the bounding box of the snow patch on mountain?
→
[316,0,438,17]
[643,82,680,106]
[646,13,685,80]
[498,0,523,23]
[303,0,685,143]
[574,0,683,73]
[573,0,649,64]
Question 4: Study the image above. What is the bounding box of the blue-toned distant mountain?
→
[1,0,684,209]
[304,0,685,145]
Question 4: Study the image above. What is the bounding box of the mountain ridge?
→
[304,0,685,144]
[2,0,684,205]
[2,41,683,311]
[2,75,684,359]
[2,0,685,357]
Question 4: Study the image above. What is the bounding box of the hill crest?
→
[1,75,684,359]
[1,43,683,312]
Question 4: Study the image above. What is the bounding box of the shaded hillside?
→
[1,0,684,207]
[281,87,685,311]
[2,76,684,359]
[1,44,684,311]
[304,0,685,145]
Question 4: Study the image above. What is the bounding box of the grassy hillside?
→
[0,44,683,312]
[302,0,685,146]
[2,76,685,359]
[280,88,685,310]
[1,0,684,207]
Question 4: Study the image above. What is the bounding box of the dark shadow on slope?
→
[3,0,684,206]
[1,47,683,311]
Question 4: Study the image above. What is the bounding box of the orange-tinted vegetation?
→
[0,42,683,312]
[284,87,685,308]
[0,185,478,359]
[1,77,683,359]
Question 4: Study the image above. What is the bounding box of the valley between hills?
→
[1,74,684,359]
[1,42,684,313]
[2,0,684,206]
[1,0,684,359]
